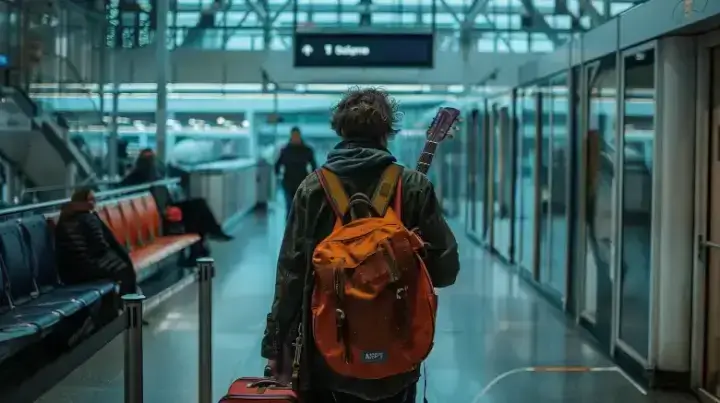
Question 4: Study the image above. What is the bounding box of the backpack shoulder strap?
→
[316,168,349,220]
[371,163,404,217]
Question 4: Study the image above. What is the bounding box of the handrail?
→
[33,54,106,126]
[21,178,121,199]
[3,86,39,117]
[0,178,181,217]
[43,0,107,22]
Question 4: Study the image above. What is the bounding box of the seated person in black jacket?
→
[121,149,232,264]
[54,189,139,297]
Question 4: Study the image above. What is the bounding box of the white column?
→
[108,50,119,179]
[155,0,169,166]
[246,109,257,158]
[653,36,696,372]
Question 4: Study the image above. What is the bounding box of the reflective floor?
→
[36,206,698,403]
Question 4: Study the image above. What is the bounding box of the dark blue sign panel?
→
[0,55,8,67]
[294,32,434,68]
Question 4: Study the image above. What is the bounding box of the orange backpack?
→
[312,163,437,380]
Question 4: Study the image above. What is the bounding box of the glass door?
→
[469,102,490,242]
[578,55,618,349]
[538,81,553,289]
[447,116,463,218]
[487,103,498,249]
[538,74,572,300]
[518,88,539,276]
[493,104,514,259]
[616,45,656,363]
[514,91,526,268]
[466,109,480,235]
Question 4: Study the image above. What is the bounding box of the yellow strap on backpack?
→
[370,163,403,217]
[317,163,403,221]
[316,168,350,220]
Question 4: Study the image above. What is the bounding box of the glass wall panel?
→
[569,66,582,314]
[452,121,463,216]
[539,83,552,285]
[547,74,570,295]
[520,88,537,273]
[488,103,498,247]
[466,109,480,234]
[618,48,655,358]
[493,103,514,259]
[514,91,525,267]
[581,55,617,346]
[473,102,489,238]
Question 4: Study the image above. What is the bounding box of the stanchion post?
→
[197,257,214,403]
[123,293,146,403]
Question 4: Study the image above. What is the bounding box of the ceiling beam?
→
[461,0,492,31]
[518,0,562,46]
[578,0,606,27]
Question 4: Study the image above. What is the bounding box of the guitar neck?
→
[415,139,438,175]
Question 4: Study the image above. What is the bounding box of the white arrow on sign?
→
[301,44,314,57]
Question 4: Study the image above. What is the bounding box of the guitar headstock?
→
[426,107,461,143]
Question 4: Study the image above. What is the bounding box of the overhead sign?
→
[294,32,434,68]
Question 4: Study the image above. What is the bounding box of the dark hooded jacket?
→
[261,139,460,400]
[54,201,133,284]
[275,142,317,191]
[121,154,164,187]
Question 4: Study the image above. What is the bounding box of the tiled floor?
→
[36,207,699,402]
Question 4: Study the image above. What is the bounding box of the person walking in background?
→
[274,127,317,218]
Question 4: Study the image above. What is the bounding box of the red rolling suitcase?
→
[219,377,299,402]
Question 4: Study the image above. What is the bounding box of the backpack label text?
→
[361,351,387,363]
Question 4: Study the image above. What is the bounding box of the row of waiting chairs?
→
[0,189,200,393]
[0,215,117,359]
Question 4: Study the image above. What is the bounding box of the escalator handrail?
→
[6,86,39,117]
[31,53,107,127]
[43,0,106,22]
[0,178,181,217]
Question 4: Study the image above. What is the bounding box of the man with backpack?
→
[261,87,460,402]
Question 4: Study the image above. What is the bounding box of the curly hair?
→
[330,86,401,140]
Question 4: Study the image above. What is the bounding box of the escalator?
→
[180,8,221,48]
[0,86,97,200]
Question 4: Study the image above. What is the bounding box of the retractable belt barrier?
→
[122,258,215,403]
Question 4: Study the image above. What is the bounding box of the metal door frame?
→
[577,57,619,350]
[693,30,720,402]
[487,102,499,250]
[465,107,480,235]
[532,90,543,281]
[612,40,658,369]
[565,66,580,313]
[509,89,519,264]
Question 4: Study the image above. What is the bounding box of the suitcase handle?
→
[248,379,289,389]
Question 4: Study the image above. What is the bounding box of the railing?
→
[122,258,214,403]
[3,256,215,403]
[1,86,39,118]
[31,54,105,124]
[29,53,108,178]
[20,178,121,203]
[0,177,181,219]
